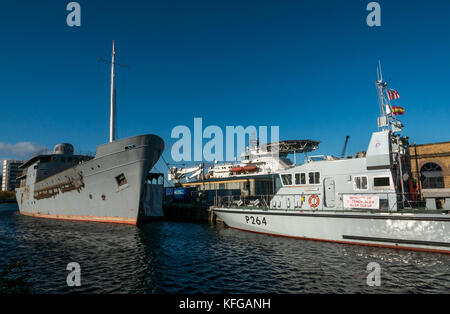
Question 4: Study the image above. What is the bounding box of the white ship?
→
[212,66,450,254]
[168,138,319,183]
[15,42,165,225]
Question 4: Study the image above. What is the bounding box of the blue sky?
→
[1,0,449,174]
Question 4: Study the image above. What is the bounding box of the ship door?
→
[324,178,335,208]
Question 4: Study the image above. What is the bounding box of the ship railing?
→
[214,191,430,212]
[214,194,274,209]
[75,150,95,158]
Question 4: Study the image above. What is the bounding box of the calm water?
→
[0,203,449,294]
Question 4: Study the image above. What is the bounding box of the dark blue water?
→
[0,203,449,294]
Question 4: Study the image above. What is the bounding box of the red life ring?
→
[309,195,320,208]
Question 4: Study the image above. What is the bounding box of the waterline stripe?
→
[21,211,137,225]
[342,235,450,248]
[227,226,450,255]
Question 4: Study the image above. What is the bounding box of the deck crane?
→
[168,164,204,185]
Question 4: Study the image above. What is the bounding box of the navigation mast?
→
[376,63,410,207]
[376,62,391,131]
[110,40,116,142]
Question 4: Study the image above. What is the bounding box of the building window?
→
[308,172,320,185]
[421,163,445,189]
[294,173,306,185]
[281,174,292,186]
[374,177,390,188]
[354,176,368,190]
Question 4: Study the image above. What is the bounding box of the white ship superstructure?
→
[168,139,320,184]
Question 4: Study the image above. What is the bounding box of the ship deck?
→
[211,206,449,216]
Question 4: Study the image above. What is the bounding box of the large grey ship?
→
[15,42,164,225]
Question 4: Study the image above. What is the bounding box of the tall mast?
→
[109,40,116,142]
[376,62,391,131]
[376,63,408,206]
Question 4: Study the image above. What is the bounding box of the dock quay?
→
[162,186,241,223]
[163,202,222,224]
[0,199,16,204]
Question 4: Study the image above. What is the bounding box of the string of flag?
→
[386,89,405,115]
[387,90,401,101]
[391,106,405,115]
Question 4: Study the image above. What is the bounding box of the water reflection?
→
[0,203,449,294]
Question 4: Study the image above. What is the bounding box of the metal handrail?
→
[213,191,427,212]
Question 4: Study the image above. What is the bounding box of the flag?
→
[387,90,401,101]
[391,106,405,115]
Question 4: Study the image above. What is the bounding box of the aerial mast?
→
[110,40,116,142]
[376,63,409,207]
[376,62,391,131]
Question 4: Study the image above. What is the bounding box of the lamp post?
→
[413,143,422,200]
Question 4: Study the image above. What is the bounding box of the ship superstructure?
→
[168,139,320,183]
[167,139,320,202]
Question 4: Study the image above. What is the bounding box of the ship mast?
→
[376,62,405,135]
[376,62,409,207]
[376,62,391,131]
[110,40,116,142]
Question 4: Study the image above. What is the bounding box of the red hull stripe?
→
[21,211,137,225]
[228,226,450,255]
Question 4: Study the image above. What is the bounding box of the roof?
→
[19,155,52,169]
[412,141,450,147]
[181,173,279,186]
[19,153,92,169]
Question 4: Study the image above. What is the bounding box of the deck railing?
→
[213,191,430,212]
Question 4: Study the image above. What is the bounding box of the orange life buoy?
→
[309,195,320,208]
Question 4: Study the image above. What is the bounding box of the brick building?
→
[409,141,450,193]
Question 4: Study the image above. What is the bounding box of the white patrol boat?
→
[212,66,450,254]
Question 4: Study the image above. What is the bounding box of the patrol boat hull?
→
[213,208,450,254]
[16,134,164,225]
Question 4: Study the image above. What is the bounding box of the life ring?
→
[308,195,320,208]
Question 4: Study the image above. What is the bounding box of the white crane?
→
[168,164,204,184]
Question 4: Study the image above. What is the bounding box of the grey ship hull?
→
[16,134,164,225]
[213,208,450,254]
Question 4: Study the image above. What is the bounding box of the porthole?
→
[115,174,128,187]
